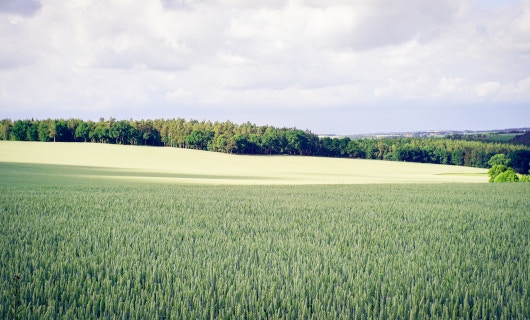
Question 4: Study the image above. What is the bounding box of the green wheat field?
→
[1,142,528,319]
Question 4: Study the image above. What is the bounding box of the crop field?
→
[0,141,487,184]
[1,142,528,319]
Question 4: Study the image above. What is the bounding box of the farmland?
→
[0,141,488,184]
[1,142,529,319]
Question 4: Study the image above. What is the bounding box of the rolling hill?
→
[0,141,488,185]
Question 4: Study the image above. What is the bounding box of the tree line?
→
[1,118,529,173]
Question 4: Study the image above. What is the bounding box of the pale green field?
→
[0,141,488,184]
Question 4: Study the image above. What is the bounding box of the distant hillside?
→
[511,132,530,146]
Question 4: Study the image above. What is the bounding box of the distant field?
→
[487,133,520,142]
[0,141,487,185]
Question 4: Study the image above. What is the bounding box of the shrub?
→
[488,164,507,182]
[494,169,519,182]
[488,154,511,167]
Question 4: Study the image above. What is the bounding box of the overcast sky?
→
[1,0,529,134]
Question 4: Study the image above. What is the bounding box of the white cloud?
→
[438,77,466,94]
[475,81,501,97]
[0,0,529,133]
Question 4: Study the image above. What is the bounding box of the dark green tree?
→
[185,129,214,150]
[232,133,249,154]
[285,129,309,155]
[451,149,465,166]
[25,121,38,141]
[261,127,281,154]
[110,120,134,144]
[346,140,365,158]
[38,121,52,142]
[247,134,262,154]
[508,150,530,174]
[91,123,109,143]
[0,119,13,140]
[54,120,72,142]
[47,120,57,142]
[75,121,93,142]
[11,120,31,141]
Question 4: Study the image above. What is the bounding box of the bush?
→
[494,169,519,182]
[519,175,530,182]
[488,164,507,182]
[488,154,511,167]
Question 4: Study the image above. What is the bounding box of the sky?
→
[1,0,529,134]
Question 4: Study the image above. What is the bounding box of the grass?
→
[0,141,488,185]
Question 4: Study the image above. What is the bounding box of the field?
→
[0,141,487,185]
[1,142,529,319]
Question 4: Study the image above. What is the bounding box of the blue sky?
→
[1,0,529,134]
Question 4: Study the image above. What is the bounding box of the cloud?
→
[347,0,465,49]
[160,0,201,10]
[0,0,529,133]
[0,0,41,16]
[475,81,501,97]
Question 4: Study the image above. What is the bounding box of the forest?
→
[1,118,529,173]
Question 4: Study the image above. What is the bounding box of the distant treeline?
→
[2,118,530,173]
[508,132,530,146]
[446,131,530,146]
